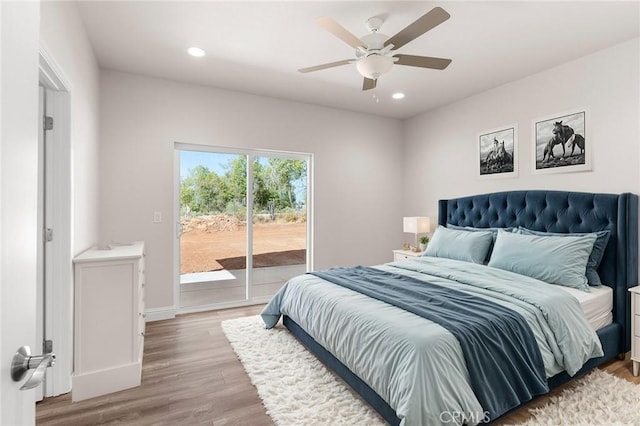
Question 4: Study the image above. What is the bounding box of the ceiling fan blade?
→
[362,78,377,91]
[315,17,364,49]
[384,7,450,50]
[394,54,452,70]
[298,59,352,73]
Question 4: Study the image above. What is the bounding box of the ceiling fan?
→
[299,7,452,91]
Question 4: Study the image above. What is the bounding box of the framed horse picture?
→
[532,108,591,174]
[478,124,518,178]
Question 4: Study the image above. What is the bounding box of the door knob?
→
[11,345,56,390]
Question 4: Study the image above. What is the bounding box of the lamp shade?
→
[356,54,394,80]
[403,217,432,234]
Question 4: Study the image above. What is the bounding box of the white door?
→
[1,1,41,424]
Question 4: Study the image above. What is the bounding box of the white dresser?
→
[72,241,145,401]
[630,286,640,376]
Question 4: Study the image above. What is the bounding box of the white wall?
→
[40,1,101,255]
[403,38,640,219]
[98,70,404,312]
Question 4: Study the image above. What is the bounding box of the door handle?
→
[10,346,56,390]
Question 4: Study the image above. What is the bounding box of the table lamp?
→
[403,217,432,247]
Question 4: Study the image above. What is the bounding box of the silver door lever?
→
[11,345,56,390]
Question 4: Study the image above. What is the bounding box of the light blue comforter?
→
[261,256,603,426]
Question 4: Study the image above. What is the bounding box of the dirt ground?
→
[180,220,306,274]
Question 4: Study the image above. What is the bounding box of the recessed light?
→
[187,47,206,57]
[392,92,405,100]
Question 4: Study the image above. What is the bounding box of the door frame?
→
[38,43,73,397]
[173,142,313,314]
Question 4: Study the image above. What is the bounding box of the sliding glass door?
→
[175,145,311,311]
[178,151,248,308]
[251,155,308,298]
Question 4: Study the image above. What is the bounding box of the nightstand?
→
[393,249,423,262]
[630,286,640,376]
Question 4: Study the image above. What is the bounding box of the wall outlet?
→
[153,211,162,223]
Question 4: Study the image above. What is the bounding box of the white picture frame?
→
[478,124,518,178]
[532,108,591,174]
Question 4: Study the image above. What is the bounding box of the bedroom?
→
[1,0,639,424]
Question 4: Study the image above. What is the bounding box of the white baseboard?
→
[145,306,176,322]
[72,362,141,402]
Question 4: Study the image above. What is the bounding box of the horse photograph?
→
[478,126,516,177]
[534,110,588,173]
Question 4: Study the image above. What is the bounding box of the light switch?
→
[153,211,162,223]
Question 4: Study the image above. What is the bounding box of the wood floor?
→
[37,305,640,425]
[37,305,272,426]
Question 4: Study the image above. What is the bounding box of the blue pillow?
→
[447,224,515,262]
[423,225,493,264]
[515,227,610,286]
[488,230,596,292]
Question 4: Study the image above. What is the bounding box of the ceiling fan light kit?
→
[356,54,394,80]
[300,7,453,91]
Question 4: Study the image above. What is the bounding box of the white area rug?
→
[221,315,385,425]
[222,315,640,426]
[516,368,640,426]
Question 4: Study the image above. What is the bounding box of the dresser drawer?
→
[635,315,640,337]
[395,253,410,261]
[635,294,640,315]
[138,284,145,317]
[634,336,640,359]
[139,313,146,335]
[393,250,422,262]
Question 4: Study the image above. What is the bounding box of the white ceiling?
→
[76,1,640,119]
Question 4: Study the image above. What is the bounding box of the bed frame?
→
[284,190,638,425]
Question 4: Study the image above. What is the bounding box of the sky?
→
[180,151,235,180]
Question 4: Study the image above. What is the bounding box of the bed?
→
[261,190,638,425]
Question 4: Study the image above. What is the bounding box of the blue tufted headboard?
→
[439,190,638,353]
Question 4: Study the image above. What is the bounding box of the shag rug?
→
[221,315,640,426]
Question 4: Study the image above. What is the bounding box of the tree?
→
[180,165,226,214]
[179,156,307,219]
[224,156,247,208]
[266,158,306,209]
[252,160,277,219]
